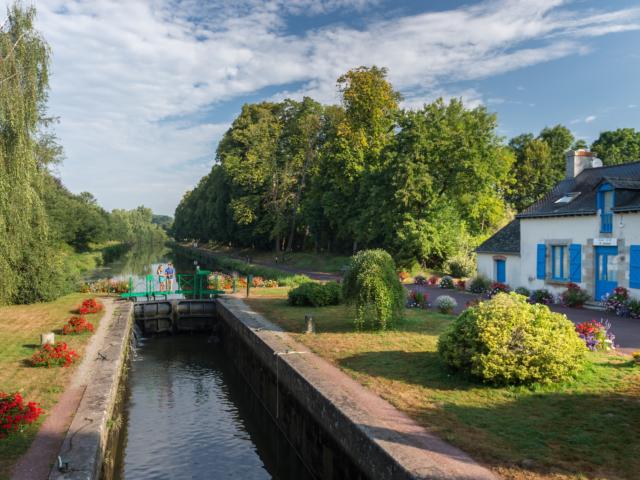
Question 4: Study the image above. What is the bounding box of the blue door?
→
[495,259,506,283]
[595,246,618,301]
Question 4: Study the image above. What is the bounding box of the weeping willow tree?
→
[0,4,67,304]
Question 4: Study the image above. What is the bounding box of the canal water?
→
[103,245,313,479]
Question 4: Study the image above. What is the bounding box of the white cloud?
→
[28,0,640,213]
[585,115,597,123]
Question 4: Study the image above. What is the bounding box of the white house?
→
[477,149,640,301]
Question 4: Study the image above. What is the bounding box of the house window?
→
[551,245,568,280]
[597,183,614,233]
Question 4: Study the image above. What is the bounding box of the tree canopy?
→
[172,68,514,270]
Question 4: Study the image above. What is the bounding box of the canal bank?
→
[48,300,133,480]
[216,297,496,480]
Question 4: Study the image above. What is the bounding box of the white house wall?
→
[518,212,640,298]
[477,253,521,285]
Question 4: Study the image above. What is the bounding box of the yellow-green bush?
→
[438,293,587,384]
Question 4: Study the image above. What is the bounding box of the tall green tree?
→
[323,66,401,252]
[0,4,68,304]
[591,128,640,165]
[506,135,556,212]
[539,124,574,177]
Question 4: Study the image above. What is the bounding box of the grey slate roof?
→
[517,160,640,218]
[476,219,520,254]
[477,161,640,254]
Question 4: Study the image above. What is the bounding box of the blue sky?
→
[23,0,640,214]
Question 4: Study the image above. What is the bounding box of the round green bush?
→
[288,281,342,307]
[469,275,491,294]
[342,249,404,330]
[438,293,587,384]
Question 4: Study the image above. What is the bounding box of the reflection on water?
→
[114,336,312,480]
[89,243,172,281]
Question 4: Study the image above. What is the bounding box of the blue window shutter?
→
[569,244,581,282]
[630,245,640,289]
[536,244,546,280]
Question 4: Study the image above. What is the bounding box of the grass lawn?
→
[246,295,640,480]
[0,293,106,480]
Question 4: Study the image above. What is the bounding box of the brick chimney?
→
[565,149,602,179]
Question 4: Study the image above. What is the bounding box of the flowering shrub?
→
[398,271,411,282]
[438,293,586,385]
[439,276,454,289]
[575,320,615,351]
[469,275,491,294]
[0,392,43,438]
[31,342,79,368]
[62,316,94,335]
[456,279,466,291]
[414,275,427,286]
[251,276,265,288]
[514,286,531,298]
[488,282,510,298]
[602,287,630,316]
[561,283,590,308]
[427,275,440,286]
[78,298,103,315]
[531,289,554,305]
[407,290,429,309]
[434,295,457,314]
[263,279,279,288]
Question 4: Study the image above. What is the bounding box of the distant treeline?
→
[173,65,639,270]
[0,5,166,305]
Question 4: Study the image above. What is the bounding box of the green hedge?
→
[288,281,342,307]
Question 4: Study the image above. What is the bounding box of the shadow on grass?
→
[442,390,640,479]
[338,350,482,391]
[21,344,38,350]
[340,349,639,478]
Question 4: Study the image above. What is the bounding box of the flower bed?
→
[31,342,79,368]
[62,316,94,335]
[561,282,590,308]
[487,282,510,298]
[407,290,429,309]
[414,275,427,286]
[0,392,43,438]
[575,320,615,351]
[78,298,103,315]
[427,275,440,286]
[455,279,466,291]
[80,279,129,294]
[439,276,454,289]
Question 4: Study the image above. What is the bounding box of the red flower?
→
[0,392,43,438]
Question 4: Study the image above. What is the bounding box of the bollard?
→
[232,274,237,294]
[304,314,315,334]
[40,332,55,345]
[247,274,252,297]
